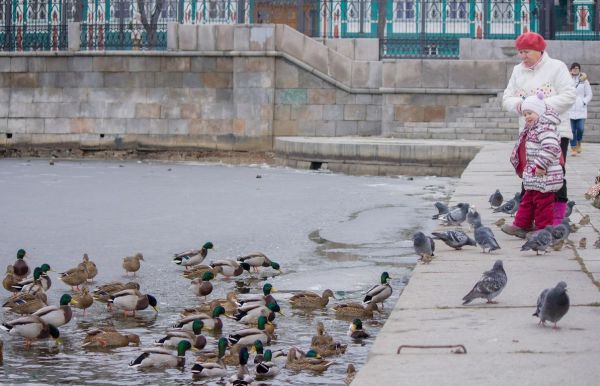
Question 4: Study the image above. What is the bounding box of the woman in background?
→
[568,62,593,156]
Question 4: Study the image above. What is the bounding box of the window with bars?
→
[208,0,226,20]
[161,0,178,20]
[395,1,415,19]
[491,0,514,21]
[447,1,467,19]
[28,0,48,21]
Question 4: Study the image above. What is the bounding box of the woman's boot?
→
[576,141,582,153]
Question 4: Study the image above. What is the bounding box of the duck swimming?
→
[129,340,192,369]
[83,327,140,348]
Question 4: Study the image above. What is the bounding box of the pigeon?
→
[521,226,553,255]
[473,219,501,253]
[579,238,587,249]
[494,218,506,227]
[579,214,590,226]
[594,238,600,249]
[431,202,449,220]
[466,207,481,229]
[431,230,477,250]
[493,192,521,216]
[462,260,507,305]
[488,189,503,208]
[564,201,576,218]
[551,222,570,244]
[533,281,570,329]
[439,203,470,226]
[413,232,435,263]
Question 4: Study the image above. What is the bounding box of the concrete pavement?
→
[352,141,600,386]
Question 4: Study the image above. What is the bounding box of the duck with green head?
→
[348,319,370,339]
[190,271,214,300]
[173,305,225,331]
[191,337,228,377]
[156,319,207,351]
[92,281,140,305]
[173,242,214,269]
[363,271,392,309]
[33,293,77,328]
[182,264,217,280]
[237,253,281,274]
[227,315,271,347]
[0,315,60,348]
[255,348,280,378]
[285,347,334,371]
[228,347,253,386]
[109,289,158,317]
[311,321,347,357]
[16,264,53,293]
[13,249,29,280]
[233,302,281,325]
[129,340,192,369]
[210,259,251,278]
[236,283,277,307]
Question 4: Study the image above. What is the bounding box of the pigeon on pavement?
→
[439,203,470,226]
[493,192,521,216]
[473,219,501,253]
[521,226,553,255]
[431,230,477,250]
[431,202,449,220]
[413,232,435,263]
[488,189,503,208]
[551,222,570,243]
[467,207,481,229]
[564,201,576,218]
[462,260,507,305]
[533,281,570,329]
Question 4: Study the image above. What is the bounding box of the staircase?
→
[390,85,600,143]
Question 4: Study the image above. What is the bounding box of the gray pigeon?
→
[440,203,470,226]
[431,230,477,250]
[564,201,576,218]
[493,192,521,216]
[467,207,481,229]
[431,202,449,220]
[533,281,570,328]
[551,222,570,244]
[473,219,501,253]
[413,232,435,263]
[488,189,503,208]
[462,260,507,305]
[521,226,553,255]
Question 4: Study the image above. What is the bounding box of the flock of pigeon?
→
[411,189,583,329]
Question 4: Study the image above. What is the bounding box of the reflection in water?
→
[0,159,455,385]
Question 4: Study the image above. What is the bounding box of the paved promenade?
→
[352,141,600,386]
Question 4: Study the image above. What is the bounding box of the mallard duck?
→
[255,349,280,378]
[83,327,140,348]
[0,315,60,348]
[289,289,335,308]
[182,264,217,280]
[129,340,192,369]
[348,319,370,339]
[363,272,392,309]
[155,322,207,351]
[333,302,379,318]
[173,305,225,331]
[345,364,356,385]
[2,292,48,315]
[236,283,277,306]
[195,339,240,366]
[190,271,214,299]
[15,264,53,292]
[72,287,94,316]
[311,322,347,357]
[191,337,229,377]
[59,265,88,291]
[13,249,29,280]
[210,260,250,278]
[232,302,280,325]
[181,292,238,316]
[228,315,272,347]
[109,289,158,316]
[3,265,19,294]
[237,253,281,273]
[285,347,334,371]
[228,347,254,386]
[79,254,98,281]
[173,242,214,269]
[122,253,144,276]
[33,293,77,328]
[93,281,140,304]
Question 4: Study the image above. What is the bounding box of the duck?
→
[348,319,370,339]
[59,265,88,291]
[129,340,192,369]
[92,281,140,304]
[191,337,229,377]
[33,293,77,328]
[13,249,30,280]
[181,292,238,316]
[0,315,60,348]
[210,260,251,278]
[72,287,94,316]
[79,253,98,281]
[289,289,335,308]
[173,242,214,269]
[237,253,281,273]
[182,264,217,280]
[82,327,140,348]
[232,302,281,325]
[345,364,357,385]
[3,265,19,295]
[109,289,158,316]
[173,305,225,331]
[122,253,144,276]
[363,272,392,309]
[227,315,272,348]
[333,302,379,318]
[2,292,48,315]
[156,320,207,350]
[285,347,334,371]
[15,264,53,292]
[311,321,347,357]
[190,271,214,299]
[236,283,277,306]
[228,347,254,386]
[255,349,280,378]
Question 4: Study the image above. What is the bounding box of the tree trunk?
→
[137,0,164,48]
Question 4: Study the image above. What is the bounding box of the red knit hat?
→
[515,32,546,52]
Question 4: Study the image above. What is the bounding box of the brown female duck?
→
[333,302,379,318]
[2,292,47,315]
[310,321,347,357]
[72,287,94,316]
[80,253,98,281]
[59,265,88,291]
[82,327,140,348]
[3,265,19,295]
[289,289,335,308]
[122,253,144,276]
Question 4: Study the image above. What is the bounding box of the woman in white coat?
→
[568,62,593,156]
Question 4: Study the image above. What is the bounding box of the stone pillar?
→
[167,22,179,51]
[68,22,81,51]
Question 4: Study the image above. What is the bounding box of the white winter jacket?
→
[503,52,576,139]
[568,74,593,120]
